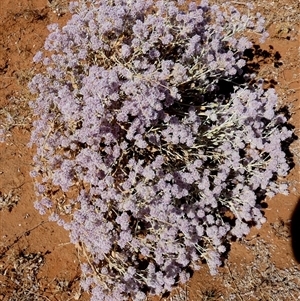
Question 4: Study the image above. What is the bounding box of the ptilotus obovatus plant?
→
[28,0,293,300]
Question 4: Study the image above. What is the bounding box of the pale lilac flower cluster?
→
[29,1,291,300]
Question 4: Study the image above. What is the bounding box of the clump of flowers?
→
[28,1,292,300]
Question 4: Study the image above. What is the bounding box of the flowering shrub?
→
[29,1,292,300]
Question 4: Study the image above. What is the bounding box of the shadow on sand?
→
[291,198,300,263]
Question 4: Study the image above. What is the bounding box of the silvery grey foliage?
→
[29,0,292,300]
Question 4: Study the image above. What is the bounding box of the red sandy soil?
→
[0,1,299,301]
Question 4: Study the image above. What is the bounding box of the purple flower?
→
[29,0,291,299]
